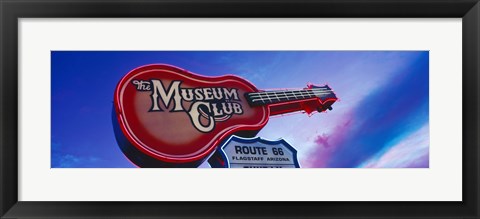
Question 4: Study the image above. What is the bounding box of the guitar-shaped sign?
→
[113,64,337,167]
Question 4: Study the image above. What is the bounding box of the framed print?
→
[1,0,479,218]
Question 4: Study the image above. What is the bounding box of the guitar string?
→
[248,88,330,94]
[251,88,329,96]
[259,87,329,92]
[247,90,331,97]
[249,97,331,103]
[247,90,333,102]
[249,92,333,97]
[248,91,332,100]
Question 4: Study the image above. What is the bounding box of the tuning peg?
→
[317,106,333,112]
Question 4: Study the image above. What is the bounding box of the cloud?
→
[302,113,354,167]
[359,124,429,168]
[314,134,331,148]
[305,52,429,168]
[52,153,102,168]
[51,141,102,168]
[56,154,81,168]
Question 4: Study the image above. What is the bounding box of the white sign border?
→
[18,18,462,201]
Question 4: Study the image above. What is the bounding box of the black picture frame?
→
[1,0,479,218]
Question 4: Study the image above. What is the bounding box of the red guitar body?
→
[114,64,269,167]
[113,64,336,167]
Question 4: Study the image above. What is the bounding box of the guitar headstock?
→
[303,83,337,114]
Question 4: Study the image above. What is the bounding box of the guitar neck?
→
[245,90,317,106]
[245,88,336,116]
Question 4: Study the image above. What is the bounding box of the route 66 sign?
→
[208,135,300,168]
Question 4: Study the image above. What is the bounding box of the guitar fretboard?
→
[245,88,332,106]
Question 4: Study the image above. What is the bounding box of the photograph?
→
[51,51,429,168]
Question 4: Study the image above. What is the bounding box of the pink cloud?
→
[303,112,354,167]
[359,124,429,168]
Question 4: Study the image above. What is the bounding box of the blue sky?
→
[51,51,429,168]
